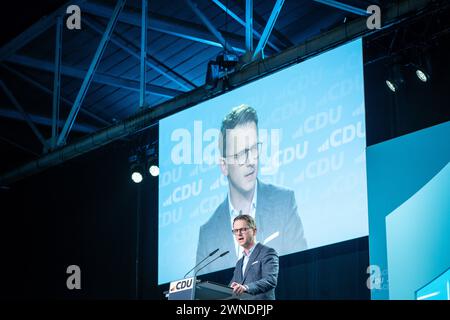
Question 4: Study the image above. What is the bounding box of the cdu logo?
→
[170,277,194,293]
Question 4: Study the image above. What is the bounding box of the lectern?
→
[166,277,252,300]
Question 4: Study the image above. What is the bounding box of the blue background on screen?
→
[158,39,367,284]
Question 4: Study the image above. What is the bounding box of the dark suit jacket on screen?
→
[196,180,307,275]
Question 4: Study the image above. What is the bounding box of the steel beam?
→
[82,1,245,53]
[83,17,195,91]
[0,63,111,126]
[6,55,184,98]
[52,16,63,149]
[0,108,97,133]
[0,135,38,157]
[186,0,235,53]
[57,0,127,146]
[313,0,369,16]
[211,0,279,52]
[234,0,293,49]
[252,0,285,60]
[140,0,148,108]
[0,0,434,186]
[0,81,49,149]
[0,0,86,62]
[245,0,253,53]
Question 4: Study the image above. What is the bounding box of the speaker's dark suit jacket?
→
[229,243,279,300]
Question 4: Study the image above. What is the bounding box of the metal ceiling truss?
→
[0,135,39,157]
[313,0,369,16]
[6,55,183,98]
[56,0,127,146]
[52,16,63,149]
[82,1,246,53]
[0,0,433,186]
[1,0,192,153]
[0,81,49,150]
[0,63,109,126]
[211,0,280,53]
[233,0,293,49]
[140,0,149,108]
[252,0,285,60]
[0,108,96,134]
[245,0,253,53]
[83,17,196,91]
[186,0,236,54]
[0,0,87,62]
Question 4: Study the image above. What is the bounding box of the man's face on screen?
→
[222,122,258,195]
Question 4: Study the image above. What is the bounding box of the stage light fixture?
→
[385,64,405,93]
[129,143,157,182]
[205,51,239,89]
[409,49,432,83]
[385,79,397,92]
[130,164,144,183]
[415,68,429,82]
[145,145,159,177]
[412,60,431,83]
[147,156,159,176]
[129,153,144,184]
[149,164,159,177]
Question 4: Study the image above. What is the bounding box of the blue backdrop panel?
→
[367,121,450,300]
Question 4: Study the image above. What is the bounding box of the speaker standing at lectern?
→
[229,214,279,300]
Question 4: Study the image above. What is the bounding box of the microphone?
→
[183,248,219,278]
[194,251,230,277]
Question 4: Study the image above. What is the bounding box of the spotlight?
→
[130,164,144,183]
[129,143,158,182]
[129,153,144,183]
[145,146,158,177]
[149,165,159,177]
[385,79,398,92]
[385,64,404,93]
[147,157,159,177]
[412,62,431,83]
[411,50,432,83]
[415,69,429,82]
